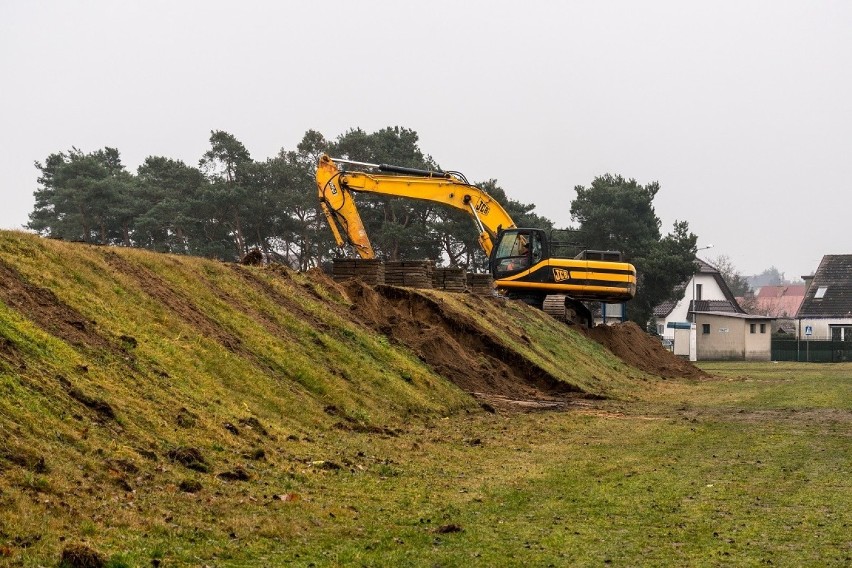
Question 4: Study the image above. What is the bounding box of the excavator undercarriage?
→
[542,295,594,327]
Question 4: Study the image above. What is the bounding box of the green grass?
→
[1,232,850,566]
[7,359,849,566]
[245,365,850,567]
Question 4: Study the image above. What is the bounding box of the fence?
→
[771,338,852,362]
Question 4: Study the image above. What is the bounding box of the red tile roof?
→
[753,285,806,317]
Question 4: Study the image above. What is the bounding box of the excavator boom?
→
[315,154,637,322]
[317,155,514,258]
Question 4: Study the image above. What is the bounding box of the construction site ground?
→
[0,231,849,567]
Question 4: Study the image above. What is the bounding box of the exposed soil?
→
[586,321,708,379]
[0,259,112,352]
[338,279,707,407]
[342,281,588,409]
[1,242,704,416]
[59,543,106,568]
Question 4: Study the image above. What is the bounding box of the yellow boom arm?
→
[316,154,515,258]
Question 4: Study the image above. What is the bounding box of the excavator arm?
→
[316,154,637,324]
[316,154,515,258]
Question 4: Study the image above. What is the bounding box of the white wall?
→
[695,314,772,361]
[661,273,729,340]
[796,318,852,340]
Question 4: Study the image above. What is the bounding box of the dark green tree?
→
[134,156,208,253]
[328,127,442,261]
[630,220,698,326]
[571,174,662,258]
[29,147,138,245]
[570,174,697,326]
[287,130,338,270]
[199,131,252,258]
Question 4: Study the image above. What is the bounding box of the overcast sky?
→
[2,1,849,280]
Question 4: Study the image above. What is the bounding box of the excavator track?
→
[542,294,592,327]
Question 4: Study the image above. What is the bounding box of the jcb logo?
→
[475,200,490,215]
[553,268,571,282]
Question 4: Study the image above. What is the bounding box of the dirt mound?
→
[343,281,585,406]
[587,322,708,379]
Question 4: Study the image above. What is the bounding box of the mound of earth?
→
[586,322,708,379]
[342,281,587,408]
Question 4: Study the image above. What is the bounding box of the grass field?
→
[10,361,845,567]
[240,361,851,567]
[1,232,850,566]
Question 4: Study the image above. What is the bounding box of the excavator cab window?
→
[530,232,543,264]
[493,230,534,274]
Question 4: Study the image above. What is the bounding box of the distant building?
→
[796,254,852,341]
[653,258,775,360]
[752,285,806,318]
[653,258,745,339]
[737,284,806,335]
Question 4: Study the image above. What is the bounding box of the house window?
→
[695,283,703,301]
[815,286,828,299]
[830,326,852,342]
[760,324,766,334]
[657,324,664,335]
[750,323,756,334]
[702,324,710,334]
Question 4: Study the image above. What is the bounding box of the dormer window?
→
[815,286,828,299]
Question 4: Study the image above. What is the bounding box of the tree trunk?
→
[232,212,245,258]
[175,226,186,254]
[79,205,90,243]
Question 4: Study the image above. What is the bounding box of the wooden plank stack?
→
[433,267,467,292]
[331,259,385,285]
[384,260,434,289]
[466,272,494,296]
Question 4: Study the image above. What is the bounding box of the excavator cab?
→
[491,229,547,277]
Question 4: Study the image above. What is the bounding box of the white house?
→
[796,254,852,341]
[653,258,744,342]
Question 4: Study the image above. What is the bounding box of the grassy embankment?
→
[0,231,849,566]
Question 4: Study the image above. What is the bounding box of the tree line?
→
[28,126,698,325]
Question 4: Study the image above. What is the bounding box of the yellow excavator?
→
[315,154,636,326]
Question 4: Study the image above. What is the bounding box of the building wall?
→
[695,314,772,361]
[795,318,852,341]
[661,274,728,340]
[673,328,691,356]
[743,320,772,360]
[696,314,744,360]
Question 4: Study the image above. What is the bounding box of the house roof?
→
[695,311,774,320]
[757,285,807,298]
[752,285,806,318]
[653,299,677,318]
[797,254,852,318]
[653,258,744,319]
[691,300,741,313]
